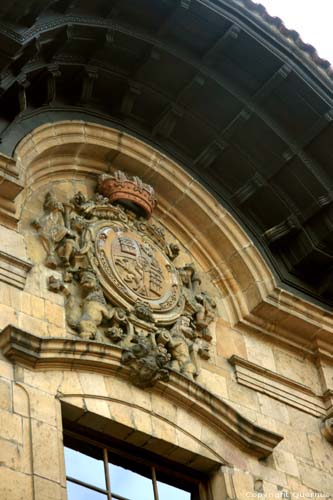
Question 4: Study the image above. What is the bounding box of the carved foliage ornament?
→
[32,170,216,388]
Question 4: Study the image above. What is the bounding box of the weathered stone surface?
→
[0,408,23,444]
[298,461,333,494]
[0,123,332,500]
[258,393,290,425]
[0,467,33,500]
[273,448,300,477]
[0,378,11,411]
[31,420,61,482]
[244,334,276,371]
[35,477,64,500]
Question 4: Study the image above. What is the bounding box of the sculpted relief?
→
[32,170,216,388]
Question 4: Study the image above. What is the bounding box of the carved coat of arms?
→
[32,170,216,388]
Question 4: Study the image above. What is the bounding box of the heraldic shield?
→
[94,222,182,322]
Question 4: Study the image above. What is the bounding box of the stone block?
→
[104,376,134,403]
[23,369,62,394]
[31,420,61,482]
[29,388,57,426]
[230,469,255,500]
[0,439,25,471]
[0,225,27,260]
[84,398,110,421]
[78,372,108,397]
[176,407,202,440]
[47,324,67,337]
[35,476,63,500]
[30,295,45,320]
[45,301,65,328]
[287,476,317,497]
[277,423,312,460]
[273,348,321,394]
[0,303,16,329]
[130,407,153,438]
[199,367,228,399]
[151,392,177,422]
[298,462,333,494]
[151,415,176,444]
[273,448,300,477]
[308,432,333,475]
[244,334,276,371]
[226,379,259,412]
[216,322,247,360]
[0,408,23,444]
[8,286,21,311]
[0,466,33,500]
[0,378,11,411]
[287,406,321,435]
[20,291,31,315]
[13,384,29,417]
[258,393,290,424]
[109,401,134,429]
[17,312,48,336]
[57,371,82,396]
[0,359,13,380]
[248,456,288,489]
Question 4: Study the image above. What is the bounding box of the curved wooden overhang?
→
[0,324,283,459]
[0,0,333,308]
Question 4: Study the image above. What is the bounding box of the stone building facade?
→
[0,1,333,500]
[0,121,332,499]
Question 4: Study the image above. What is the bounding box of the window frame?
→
[63,425,206,500]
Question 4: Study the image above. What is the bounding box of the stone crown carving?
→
[98,170,157,219]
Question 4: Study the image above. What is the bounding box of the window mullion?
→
[103,447,113,500]
[151,466,159,500]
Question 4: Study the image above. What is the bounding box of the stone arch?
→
[15,120,276,327]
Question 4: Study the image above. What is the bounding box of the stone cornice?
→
[240,288,333,362]
[0,250,32,289]
[229,355,326,418]
[0,324,283,458]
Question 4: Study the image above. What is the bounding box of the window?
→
[64,430,202,500]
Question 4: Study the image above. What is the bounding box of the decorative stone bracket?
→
[0,324,283,458]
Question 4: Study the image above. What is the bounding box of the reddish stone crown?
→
[98,170,157,218]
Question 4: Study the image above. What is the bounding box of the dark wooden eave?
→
[1,0,333,307]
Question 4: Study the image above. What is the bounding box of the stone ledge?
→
[229,355,326,418]
[0,250,32,289]
[0,324,283,458]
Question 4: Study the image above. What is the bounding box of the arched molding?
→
[15,120,277,326]
[12,120,333,360]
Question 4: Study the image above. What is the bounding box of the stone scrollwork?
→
[32,170,216,388]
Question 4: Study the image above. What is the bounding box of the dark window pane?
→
[109,463,154,500]
[64,446,105,489]
[66,481,107,500]
[157,481,191,500]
